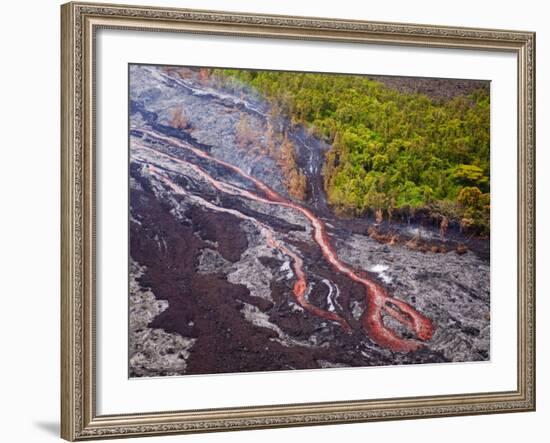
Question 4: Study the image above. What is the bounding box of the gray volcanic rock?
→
[129,260,197,377]
[196,248,231,275]
[130,65,288,197]
[335,234,490,362]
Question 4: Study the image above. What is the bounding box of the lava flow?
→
[136,146,352,334]
[135,130,434,352]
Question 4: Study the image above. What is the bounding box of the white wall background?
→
[0,0,546,442]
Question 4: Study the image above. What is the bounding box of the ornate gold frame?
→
[61,1,536,440]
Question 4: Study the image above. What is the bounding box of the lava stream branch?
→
[133,132,434,352]
[139,157,352,333]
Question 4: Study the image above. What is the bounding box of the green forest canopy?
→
[214,69,490,233]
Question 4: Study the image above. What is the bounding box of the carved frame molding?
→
[61,2,535,440]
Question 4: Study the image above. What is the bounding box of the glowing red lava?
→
[135,130,434,352]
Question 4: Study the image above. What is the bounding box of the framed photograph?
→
[61,1,536,440]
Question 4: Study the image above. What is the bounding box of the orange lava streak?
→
[136,131,434,352]
[264,231,353,334]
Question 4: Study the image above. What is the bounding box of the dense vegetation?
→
[214,69,490,233]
